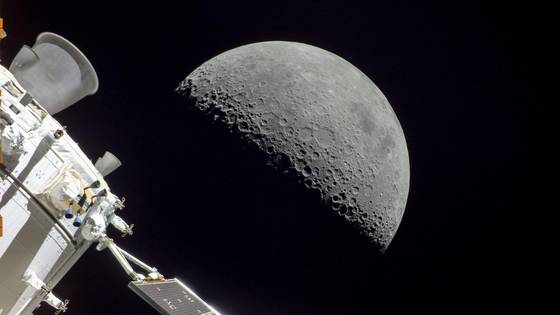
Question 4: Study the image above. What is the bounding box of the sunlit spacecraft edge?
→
[0,26,219,315]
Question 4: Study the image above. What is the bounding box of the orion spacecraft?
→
[0,24,220,315]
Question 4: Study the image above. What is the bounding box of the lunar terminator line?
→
[177,41,410,252]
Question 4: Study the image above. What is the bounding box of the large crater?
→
[176,41,410,252]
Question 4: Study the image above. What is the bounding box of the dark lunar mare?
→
[176,41,409,252]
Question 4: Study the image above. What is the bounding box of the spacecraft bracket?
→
[22,271,69,313]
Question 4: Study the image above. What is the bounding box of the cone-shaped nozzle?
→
[95,151,122,177]
[9,32,98,114]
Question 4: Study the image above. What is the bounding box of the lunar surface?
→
[176,41,410,252]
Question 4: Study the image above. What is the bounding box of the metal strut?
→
[96,235,164,281]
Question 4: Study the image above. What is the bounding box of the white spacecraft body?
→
[0,33,220,315]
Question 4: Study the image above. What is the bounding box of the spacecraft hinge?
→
[110,214,134,237]
[114,196,126,210]
[22,271,69,313]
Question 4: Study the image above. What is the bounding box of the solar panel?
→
[128,278,220,315]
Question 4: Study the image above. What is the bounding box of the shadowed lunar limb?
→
[177,41,410,252]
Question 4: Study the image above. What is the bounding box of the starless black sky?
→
[0,0,537,314]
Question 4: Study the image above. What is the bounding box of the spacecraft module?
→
[0,30,220,315]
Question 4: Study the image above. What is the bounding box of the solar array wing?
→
[128,278,219,315]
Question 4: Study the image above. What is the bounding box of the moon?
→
[176,41,410,252]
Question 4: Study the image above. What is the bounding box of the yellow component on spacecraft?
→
[68,200,83,215]
[64,189,94,215]
[144,274,166,281]
[0,18,6,40]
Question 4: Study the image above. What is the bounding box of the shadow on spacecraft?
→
[0,23,409,315]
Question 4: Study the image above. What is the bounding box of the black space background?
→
[0,1,539,314]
